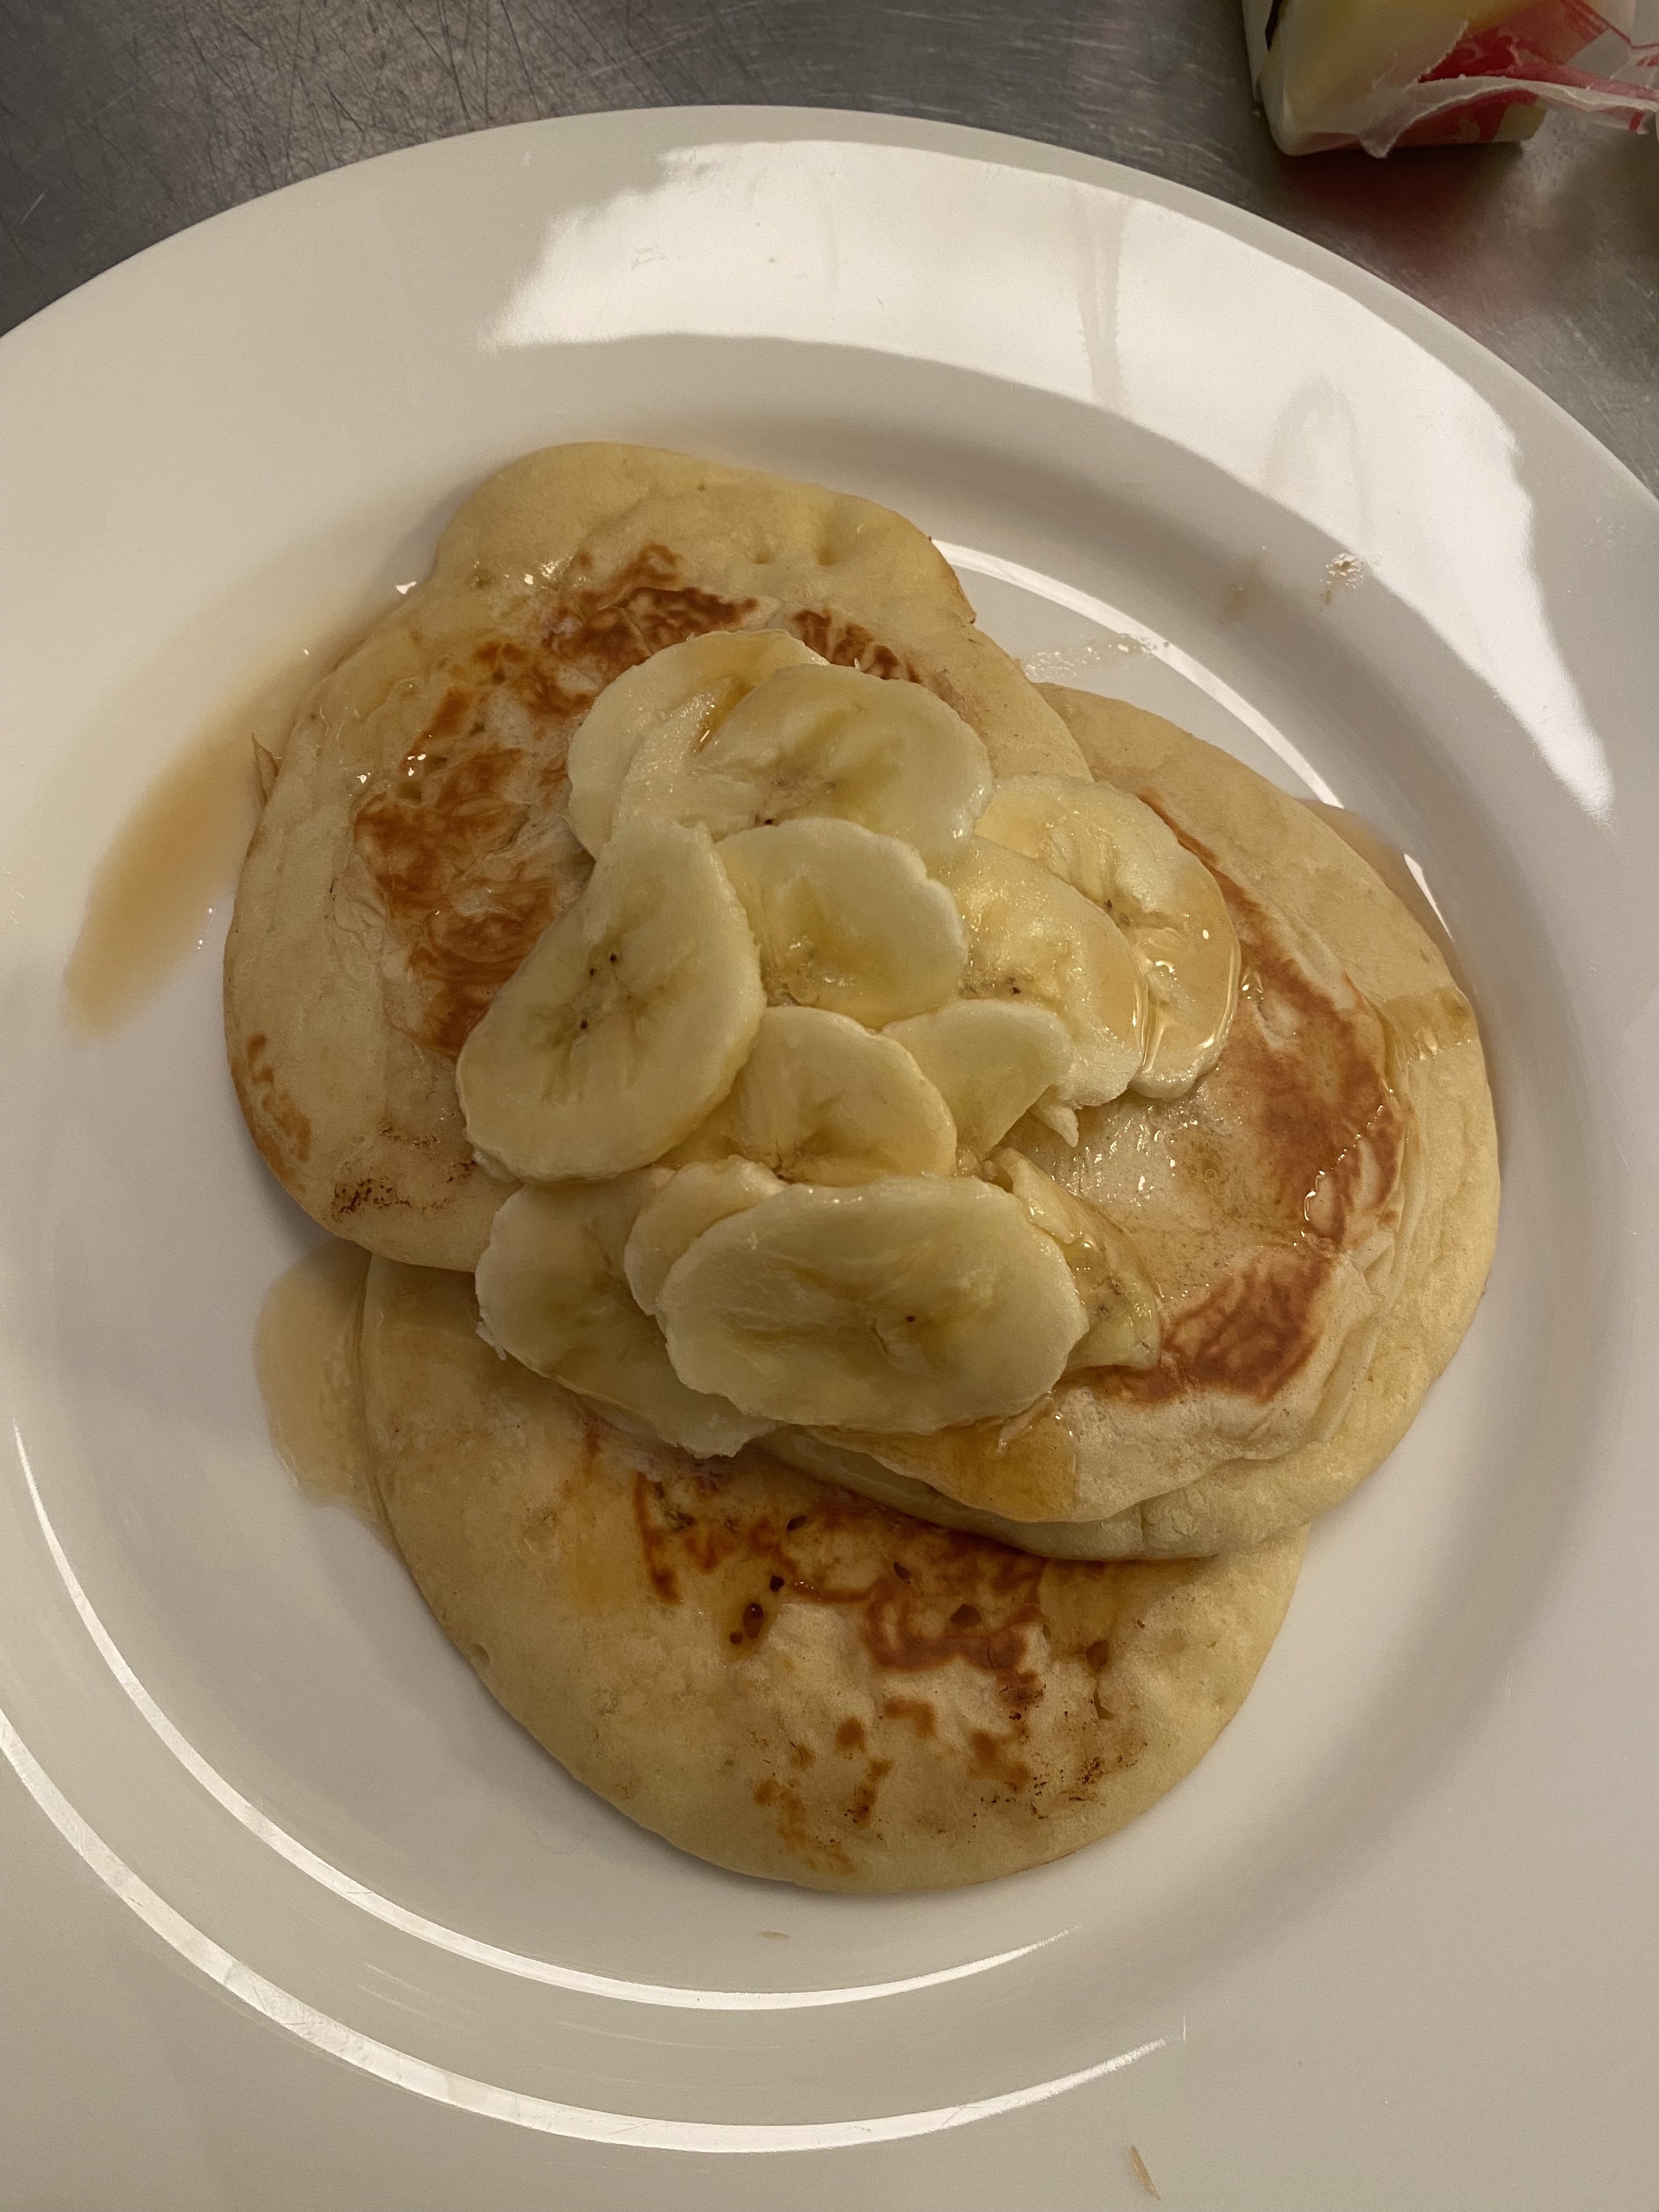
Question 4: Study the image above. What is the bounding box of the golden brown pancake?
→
[771,692,1499,1557]
[360,1258,1305,1892]
[225,445,1086,1269]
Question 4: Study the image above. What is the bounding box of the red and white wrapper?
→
[1244,0,1659,154]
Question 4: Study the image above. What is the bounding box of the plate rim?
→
[3,101,1656,521]
[1,100,1655,2203]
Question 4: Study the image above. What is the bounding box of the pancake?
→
[225,445,1086,1270]
[228,442,1496,1564]
[360,1257,1305,1892]
[771,692,1499,1557]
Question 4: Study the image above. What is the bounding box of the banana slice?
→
[566,631,823,856]
[623,1159,783,1314]
[988,1151,1161,1373]
[456,817,764,1182]
[941,837,1145,1107]
[718,817,967,1027]
[977,775,1239,1097]
[1029,1098,1080,1146]
[884,1000,1072,1163]
[612,662,994,865]
[674,1005,956,1185]
[657,1177,1087,1432]
[476,1177,771,1457]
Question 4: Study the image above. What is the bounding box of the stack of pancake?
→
[226,446,1498,1891]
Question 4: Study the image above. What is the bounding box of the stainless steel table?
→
[3,0,1654,491]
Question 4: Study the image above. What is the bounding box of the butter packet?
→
[1244,0,1659,154]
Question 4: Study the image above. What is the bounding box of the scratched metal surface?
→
[1,0,1655,489]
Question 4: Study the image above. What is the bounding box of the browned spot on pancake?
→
[729,1598,769,1648]
[557,543,759,664]
[860,1554,1045,1709]
[354,729,524,913]
[427,685,471,741]
[235,1031,312,1167]
[787,607,917,682]
[614,1459,1165,1853]
[847,1757,893,1828]
[1159,811,1407,1244]
[351,548,759,1055]
[325,1126,476,1225]
[969,1729,1033,1793]
[880,1696,937,1739]
[1081,806,1409,1410]
[630,1470,1048,1716]
[351,730,569,1056]
[631,1477,682,1605]
[1092,1710,1149,1775]
[750,1773,853,1876]
[330,1173,406,1223]
[1105,1243,1334,1406]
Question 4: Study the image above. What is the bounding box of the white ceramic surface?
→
[1,109,1656,2212]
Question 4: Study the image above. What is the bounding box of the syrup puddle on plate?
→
[60,625,372,1035]
[255,1240,391,1544]
[61,724,262,1035]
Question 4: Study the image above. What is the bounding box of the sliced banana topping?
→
[718,817,967,1027]
[566,630,823,857]
[674,1005,956,1185]
[476,1178,771,1457]
[977,775,1239,1097]
[611,662,994,865]
[458,638,1241,1464]
[623,1159,783,1314]
[942,837,1145,1108]
[456,817,764,1182]
[988,1151,1161,1373]
[884,1000,1072,1164]
[656,1177,1087,1432]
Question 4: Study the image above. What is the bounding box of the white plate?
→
[2,109,1656,2212]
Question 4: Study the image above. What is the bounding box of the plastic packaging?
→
[1244,0,1659,154]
